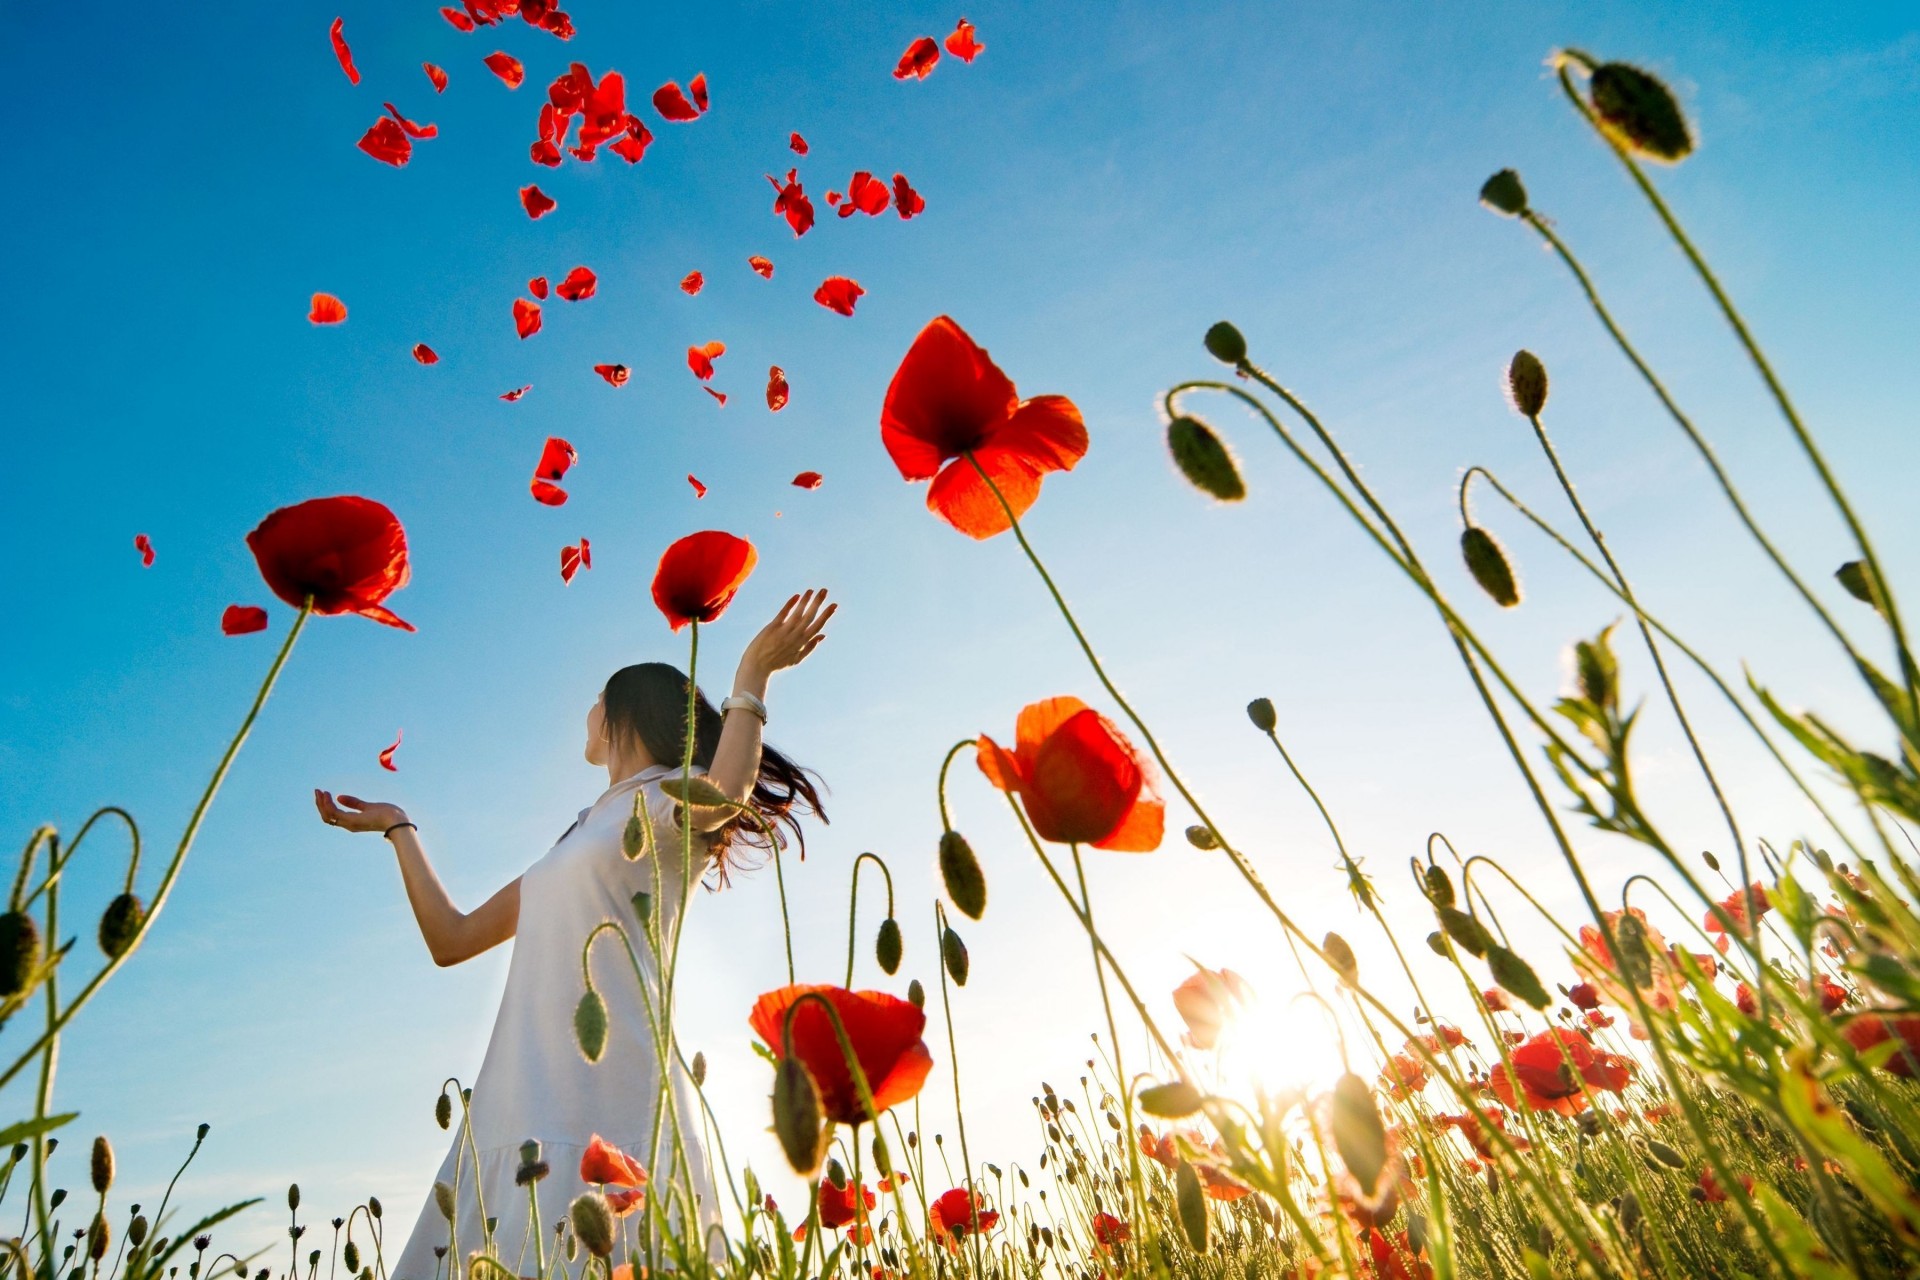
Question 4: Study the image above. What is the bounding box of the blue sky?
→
[4,0,1918,1260]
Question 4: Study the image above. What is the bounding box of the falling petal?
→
[379,730,403,772]
[687,341,726,380]
[893,173,925,219]
[534,436,578,482]
[838,171,889,218]
[789,131,809,154]
[652,79,702,121]
[893,36,939,80]
[383,102,438,138]
[560,538,590,584]
[792,471,822,490]
[501,384,532,401]
[412,343,439,364]
[484,52,525,88]
[702,387,727,406]
[309,293,348,324]
[593,363,630,386]
[748,255,774,278]
[440,7,475,31]
[514,297,542,338]
[766,365,790,412]
[690,72,709,112]
[688,474,708,498]
[680,271,705,295]
[134,534,155,567]
[556,265,597,301]
[330,18,361,85]
[812,276,864,316]
[357,117,412,166]
[520,184,557,218]
[609,120,653,163]
[529,276,549,299]
[767,170,815,237]
[945,18,984,62]
[530,478,569,506]
[221,604,269,635]
[425,62,449,92]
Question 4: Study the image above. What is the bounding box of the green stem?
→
[843,853,894,989]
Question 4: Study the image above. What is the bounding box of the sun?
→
[1210,991,1352,1100]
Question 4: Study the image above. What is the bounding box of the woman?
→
[314,590,835,1279]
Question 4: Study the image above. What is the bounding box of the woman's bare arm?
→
[315,790,519,966]
[695,590,834,825]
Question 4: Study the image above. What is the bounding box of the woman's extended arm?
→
[314,791,519,966]
[699,590,835,816]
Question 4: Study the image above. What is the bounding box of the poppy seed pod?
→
[1478,169,1528,216]
[1174,1159,1209,1253]
[288,1184,301,1212]
[0,911,40,997]
[1487,945,1551,1010]
[128,1216,149,1249]
[1329,1073,1389,1199]
[1184,824,1219,851]
[1246,698,1276,734]
[1423,864,1455,908]
[575,989,609,1063]
[1589,62,1693,163]
[1507,349,1549,417]
[568,1193,615,1259]
[1203,322,1247,366]
[1322,933,1358,987]
[98,893,145,959]
[342,1243,359,1274]
[434,1093,452,1130]
[1461,527,1521,608]
[875,917,904,974]
[939,831,987,920]
[91,1137,113,1194]
[1166,416,1246,502]
[942,925,970,987]
[907,978,925,1008]
[771,1056,827,1176]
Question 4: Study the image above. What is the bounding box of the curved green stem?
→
[843,853,894,990]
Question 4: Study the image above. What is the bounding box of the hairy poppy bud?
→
[1426,931,1448,957]
[574,989,608,1063]
[1574,626,1620,711]
[939,831,987,920]
[128,1216,149,1249]
[90,1136,114,1194]
[1174,1159,1209,1253]
[659,775,734,808]
[287,1183,302,1213]
[342,1243,359,1274]
[1613,913,1653,989]
[1203,321,1247,366]
[0,911,40,997]
[1461,527,1521,608]
[1438,906,1491,957]
[1836,560,1887,615]
[1246,698,1276,734]
[621,814,647,860]
[568,1193,615,1259]
[1487,945,1551,1010]
[1423,864,1455,908]
[89,1214,110,1262]
[1322,933,1358,988]
[1703,850,1721,872]
[907,978,925,1008]
[8,1143,24,1164]
[434,1092,452,1130]
[1589,62,1693,163]
[1479,169,1528,216]
[1330,1073,1388,1200]
[1645,1139,1686,1170]
[875,917,903,974]
[942,925,970,987]
[98,893,145,959]
[1184,824,1219,851]
[367,1196,381,1220]
[1166,417,1246,502]
[1506,350,1548,417]
[771,1057,827,1176]
[432,1182,454,1222]
[1138,1081,1204,1119]
[1617,1190,1642,1233]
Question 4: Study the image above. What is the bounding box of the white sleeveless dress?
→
[392,764,722,1280]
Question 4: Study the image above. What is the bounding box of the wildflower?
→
[880,316,1088,539]
[1842,1013,1920,1077]
[1435,1110,1526,1159]
[1090,1211,1130,1250]
[1364,1226,1433,1280]
[1810,974,1849,1014]
[1693,1167,1753,1204]
[928,1188,998,1248]
[976,697,1163,849]
[1487,1029,1622,1115]
[650,531,757,630]
[795,1175,875,1243]
[247,496,413,629]
[579,1135,647,1215]
[1705,883,1770,935]
[1584,1009,1615,1029]
[1379,1054,1428,1100]
[1480,988,1509,1013]
[1170,968,1252,1050]
[749,984,933,1125]
[1567,982,1600,1010]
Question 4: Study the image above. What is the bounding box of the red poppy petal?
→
[680,271,704,295]
[382,103,438,139]
[528,276,549,299]
[440,7,475,31]
[845,171,889,216]
[748,255,774,279]
[766,366,790,412]
[556,265,597,300]
[513,297,542,337]
[329,18,361,85]
[309,293,348,324]
[990,394,1090,474]
[688,474,708,498]
[791,471,822,489]
[924,451,1040,539]
[868,1039,936,1115]
[702,386,727,406]
[412,343,439,364]
[379,729,402,772]
[609,120,653,163]
[356,116,412,166]
[878,316,1018,478]
[530,478,569,506]
[974,733,1024,794]
[687,340,726,380]
[221,604,269,635]
[689,72,708,112]
[893,36,940,80]
[560,542,585,583]
[892,173,925,219]
[1012,697,1094,759]
[133,533,155,567]
[501,384,531,401]
[767,170,815,237]
[1027,709,1144,845]
[484,52,525,88]
[1092,793,1165,853]
[351,602,413,630]
[534,436,577,481]
[789,132,808,154]
[812,276,864,316]
[945,18,984,62]
[520,184,556,219]
[425,62,449,92]
[652,81,700,121]
[593,363,629,386]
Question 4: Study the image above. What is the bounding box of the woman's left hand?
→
[739,589,835,680]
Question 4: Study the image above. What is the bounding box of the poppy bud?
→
[1426,931,1448,957]
[0,911,40,997]
[568,1193,615,1259]
[1836,561,1887,615]
[1202,322,1247,366]
[622,815,647,860]
[128,1216,148,1249]
[49,1188,65,1210]
[1574,626,1619,711]
[434,1093,452,1131]
[1506,350,1549,417]
[875,918,903,974]
[1486,945,1551,1010]
[432,1182,454,1222]
[771,1056,827,1176]
[907,979,925,1008]
[368,1197,381,1220]
[575,988,609,1063]
[1461,527,1521,608]
[939,831,987,920]
[98,893,145,959]
[1166,417,1246,503]
[1138,1082,1204,1119]
[1617,1190,1642,1233]
[1423,864,1455,908]
[286,1183,301,1213]
[1246,698,1276,734]
[1174,1159,1209,1253]
[342,1243,359,1274]
[1588,62,1693,163]
[659,775,735,808]
[632,891,651,923]
[8,1143,23,1164]
[1438,906,1491,957]
[1322,933,1358,988]
[1478,169,1528,216]
[1703,850,1721,872]
[89,1214,110,1262]
[1645,1139,1686,1169]
[1184,824,1219,851]
[1406,1210,1427,1256]
[942,925,970,987]
[1613,912,1654,988]
[198,1123,210,1142]
[90,1136,113,1194]
[1329,1073,1388,1200]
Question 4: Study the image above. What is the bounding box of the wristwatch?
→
[721,691,768,724]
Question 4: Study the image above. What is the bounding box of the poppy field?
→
[8,9,1920,1280]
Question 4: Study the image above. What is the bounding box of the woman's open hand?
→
[739,589,835,681]
[314,789,409,835]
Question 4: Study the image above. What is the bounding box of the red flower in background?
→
[978,697,1163,850]
[813,276,864,316]
[1487,1029,1624,1116]
[309,293,348,324]
[749,984,932,1125]
[520,184,557,218]
[893,37,940,80]
[767,366,790,412]
[1567,982,1600,1011]
[1379,1053,1428,1099]
[484,51,525,88]
[412,343,439,364]
[1090,1212,1130,1250]
[133,534,155,567]
[804,1177,875,1240]
[1694,1168,1754,1204]
[928,1188,998,1249]
[424,62,448,92]
[880,316,1088,539]
[378,730,402,772]
[247,496,412,630]
[579,1134,647,1214]
[749,255,775,278]
[1171,967,1252,1050]
[329,18,360,84]
[892,174,925,219]
[1364,1227,1433,1280]
[1843,1013,1920,1077]
[514,298,542,338]
[945,18,984,62]
[687,341,726,380]
[559,538,591,584]
[1706,883,1770,935]
[556,265,597,301]
[221,605,268,635]
[651,531,756,630]
[767,170,815,237]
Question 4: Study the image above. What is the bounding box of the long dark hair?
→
[601,662,827,880]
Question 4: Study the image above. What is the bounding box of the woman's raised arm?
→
[699,590,835,817]
[314,790,519,966]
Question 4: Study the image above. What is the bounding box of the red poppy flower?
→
[246,496,412,630]
[893,36,939,80]
[838,172,889,218]
[440,7,474,31]
[880,316,1088,539]
[767,170,815,237]
[1090,1212,1130,1249]
[687,474,708,499]
[977,697,1163,849]
[792,471,822,490]
[767,366,790,412]
[652,78,705,121]
[749,255,774,279]
[687,341,725,380]
[309,293,348,324]
[500,384,531,402]
[383,103,438,138]
[1843,1013,1920,1076]
[1566,982,1600,1011]
[424,62,448,92]
[892,174,925,219]
[702,387,727,407]
[680,271,704,295]
[329,18,360,84]
[579,1135,646,1214]
[358,117,412,166]
[1379,1053,1428,1099]
[749,984,932,1125]
[1481,988,1510,1013]
[412,343,439,364]
[1705,883,1770,934]
[1170,967,1251,1050]
[556,265,597,301]
[813,277,864,316]
[945,18,984,61]
[1810,974,1849,1014]
[520,184,556,219]
[378,730,402,772]
[928,1189,998,1249]
[789,131,808,154]
[1363,1228,1432,1280]
[484,52,524,88]
[221,605,268,635]
[1585,1009,1615,1028]
[1487,1029,1613,1116]
[1435,1110,1525,1160]
[1694,1168,1754,1204]
[814,1177,875,1236]
[593,363,629,387]
[133,533,155,567]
